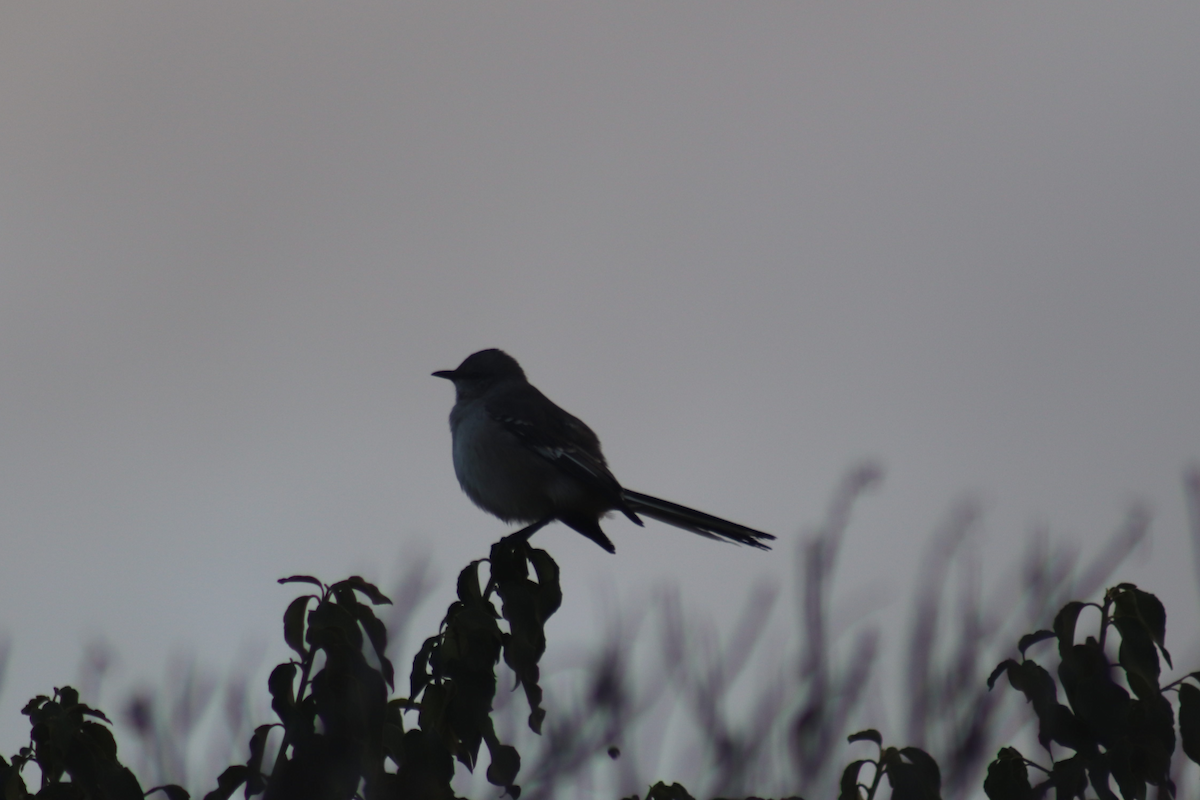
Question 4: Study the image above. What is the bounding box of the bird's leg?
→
[509,516,552,543]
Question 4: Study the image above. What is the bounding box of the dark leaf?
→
[418,684,450,742]
[528,548,562,619]
[1058,640,1129,744]
[305,600,362,651]
[1113,586,1171,670]
[1048,756,1088,800]
[382,722,405,766]
[1115,621,1161,699]
[201,766,249,800]
[983,748,1031,800]
[643,783,697,800]
[989,660,1017,690]
[1125,694,1175,788]
[1084,757,1119,800]
[277,576,324,589]
[1054,602,1086,656]
[1006,660,1059,712]
[267,663,297,725]
[79,705,112,724]
[1178,682,1200,765]
[1129,587,1170,668]
[146,786,191,800]
[242,724,273,798]
[498,579,548,733]
[410,636,439,700]
[893,747,941,800]
[396,728,456,795]
[282,596,311,659]
[839,760,869,800]
[330,575,392,605]
[848,729,882,746]
[1018,630,1057,657]
[21,696,49,716]
[3,764,28,800]
[1041,702,1091,752]
[99,767,145,800]
[80,719,119,762]
[457,561,484,605]
[350,603,395,689]
[485,743,520,787]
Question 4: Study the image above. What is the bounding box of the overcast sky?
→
[1,0,1198,785]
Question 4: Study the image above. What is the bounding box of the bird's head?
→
[433,349,527,399]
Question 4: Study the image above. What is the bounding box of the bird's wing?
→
[486,384,632,510]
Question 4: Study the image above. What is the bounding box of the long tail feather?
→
[622,490,775,549]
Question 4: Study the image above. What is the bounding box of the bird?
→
[433,349,774,553]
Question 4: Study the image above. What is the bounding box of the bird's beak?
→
[432,369,457,380]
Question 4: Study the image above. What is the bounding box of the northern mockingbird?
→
[433,349,774,553]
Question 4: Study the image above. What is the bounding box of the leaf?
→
[382,722,406,766]
[1179,682,1200,765]
[282,595,311,658]
[243,724,273,798]
[80,719,119,761]
[847,729,882,746]
[485,743,521,788]
[1005,660,1058,710]
[2,765,27,800]
[988,660,1017,691]
[305,600,362,651]
[643,783,697,800]
[201,766,250,800]
[1129,587,1170,667]
[267,663,297,725]
[1058,639,1129,744]
[1018,630,1056,657]
[351,604,395,689]
[146,786,191,800]
[457,561,484,605]
[330,575,392,605]
[982,748,1030,800]
[410,635,439,700]
[528,548,562,619]
[1048,756,1088,800]
[1053,602,1085,656]
[417,684,451,745]
[79,705,112,724]
[1115,617,1161,699]
[277,575,324,589]
[1114,586,1172,670]
[1126,694,1175,788]
[839,760,869,800]
[1083,757,1119,800]
[497,578,548,733]
[890,747,941,800]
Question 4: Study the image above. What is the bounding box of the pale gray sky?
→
[1,0,1198,783]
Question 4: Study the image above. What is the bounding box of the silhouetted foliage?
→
[5,466,1200,799]
[0,686,144,799]
[985,584,1200,800]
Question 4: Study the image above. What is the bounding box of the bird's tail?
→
[622,490,775,550]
